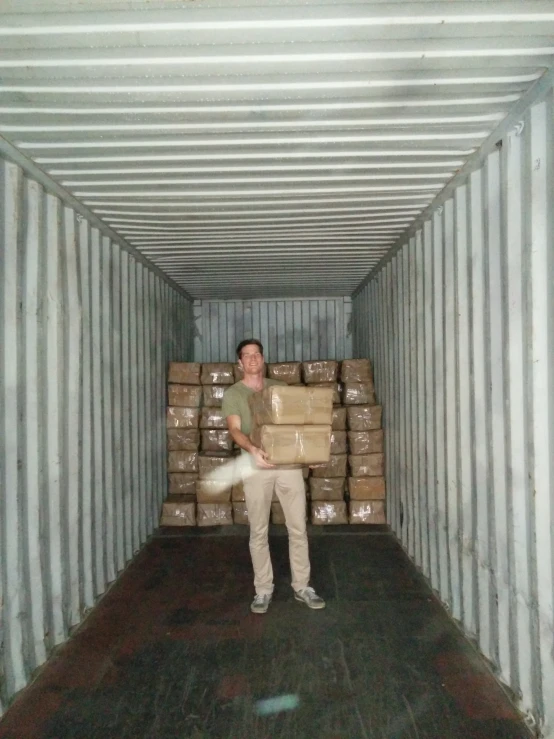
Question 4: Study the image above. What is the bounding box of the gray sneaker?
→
[250,593,272,614]
[294,586,326,610]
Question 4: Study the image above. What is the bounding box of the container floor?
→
[0,527,530,739]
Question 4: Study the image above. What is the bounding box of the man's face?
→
[239,344,264,374]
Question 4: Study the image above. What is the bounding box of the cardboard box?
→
[197,503,233,526]
[332,407,347,430]
[309,477,345,501]
[196,479,232,503]
[348,430,384,456]
[233,502,249,525]
[271,501,286,525]
[202,385,226,408]
[201,363,235,385]
[348,477,386,500]
[167,362,201,386]
[311,453,348,478]
[168,450,198,473]
[200,407,227,429]
[311,501,348,525]
[232,481,245,502]
[349,500,386,524]
[160,495,196,527]
[267,362,302,384]
[340,359,373,383]
[251,425,331,465]
[167,406,200,429]
[167,384,203,408]
[330,430,347,454]
[168,473,198,496]
[311,381,341,405]
[342,382,376,406]
[347,405,382,431]
[167,428,200,452]
[201,429,233,453]
[349,453,385,478]
[302,360,339,384]
[198,453,235,479]
[249,386,333,426]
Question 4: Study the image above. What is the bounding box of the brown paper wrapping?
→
[201,429,233,453]
[167,406,200,429]
[302,360,339,384]
[233,502,249,525]
[267,362,302,384]
[167,384,203,408]
[311,453,348,478]
[160,495,196,527]
[346,405,382,431]
[330,430,347,454]
[166,428,200,451]
[200,407,227,429]
[349,500,386,524]
[342,382,376,406]
[311,381,341,405]
[202,385,226,408]
[311,501,348,525]
[232,481,245,502]
[348,477,386,500]
[201,363,234,386]
[168,473,198,496]
[168,450,198,473]
[309,477,345,501]
[251,425,331,465]
[167,362,201,385]
[332,407,347,430]
[197,503,233,526]
[349,453,385,478]
[348,430,384,456]
[249,386,333,426]
[340,359,373,383]
[198,453,235,479]
[196,479,232,503]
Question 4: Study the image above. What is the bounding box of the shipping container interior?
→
[0,1,553,736]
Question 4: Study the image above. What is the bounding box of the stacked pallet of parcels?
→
[163,361,237,527]
[160,358,385,527]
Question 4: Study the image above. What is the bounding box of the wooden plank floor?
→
[0,527,530,739]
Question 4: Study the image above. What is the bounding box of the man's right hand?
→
[251,447,275,469]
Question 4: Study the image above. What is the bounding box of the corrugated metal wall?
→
[0,158,193,713]
[353,91,554,736]
[194,298,352,363]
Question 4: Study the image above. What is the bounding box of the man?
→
[222,339,325,614]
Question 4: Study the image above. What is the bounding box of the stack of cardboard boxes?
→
[342,360,386,524]
[196,363,236,526]
[161,358,385,527]
[162,362,202,526]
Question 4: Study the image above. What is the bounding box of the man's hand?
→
[252,447,275,469]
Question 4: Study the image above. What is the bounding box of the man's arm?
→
[226,414,275,469]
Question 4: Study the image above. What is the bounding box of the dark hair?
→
[236,339,264,358]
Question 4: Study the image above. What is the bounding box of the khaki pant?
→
[241,459,310,595]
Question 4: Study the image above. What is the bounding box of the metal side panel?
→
[193,297,352,362]
[352,89,554,737]
[0,157,193,713]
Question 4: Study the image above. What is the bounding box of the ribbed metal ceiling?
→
[1,0,553,299]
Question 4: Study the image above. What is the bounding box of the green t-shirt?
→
[221,378,285,436]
